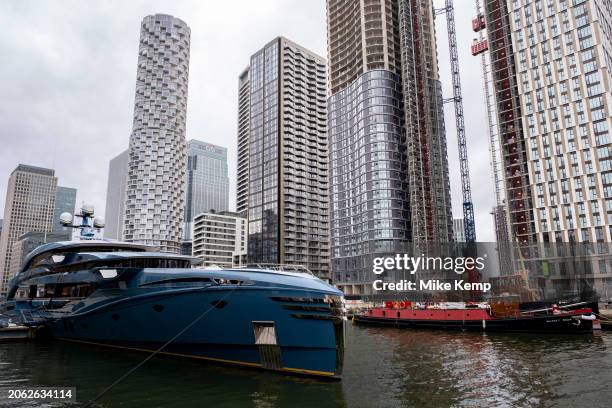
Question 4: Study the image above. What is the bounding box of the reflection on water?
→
[344,327,612,408]
[1,325,611,407]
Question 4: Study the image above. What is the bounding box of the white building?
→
[479,0,612,297]
[123,14,191,253]
[193,211,247,268]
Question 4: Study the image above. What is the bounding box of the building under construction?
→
[474,0,612,245]
[326,0,456,297]
[474,0,612,299]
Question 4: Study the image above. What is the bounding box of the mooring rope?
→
[83,285,238,407]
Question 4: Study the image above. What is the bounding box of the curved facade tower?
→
[327,0,453,296]
[328,69,410,286]
[328,0,409,294]
[123,14,190,253]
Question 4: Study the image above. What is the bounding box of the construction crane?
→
[473,0,504,211]
[435,0,476,243]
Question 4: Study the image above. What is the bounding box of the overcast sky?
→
[0,0,497,241]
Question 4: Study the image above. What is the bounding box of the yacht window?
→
[55,284,95,298]
[140,277,213,286]
[213,278,244,285]
[28,283,96,299]
[44,286,55,297]
[60,286,73,297]
[15,287,28,300]
[109,258,192,269]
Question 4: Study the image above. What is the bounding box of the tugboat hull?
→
[354,305,600,334]
[354,313,598,333]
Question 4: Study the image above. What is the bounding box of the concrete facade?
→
[123,14,191,253]
[193,211,247,268]
[0,165,57,296]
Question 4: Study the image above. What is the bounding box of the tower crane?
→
[436,0,477,243]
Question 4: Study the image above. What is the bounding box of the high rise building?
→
[398,0,454,243]
[326,0,454,295]
[238,37,330,278]
[192,211,247,268]
[52,186,77,235]
[183,140,229,252]
[123,14,191,253]
[453,219,466,242]
[236,68,250,219]
[480,0,612,244]
[0,165,57,296]
[104,149,129,240]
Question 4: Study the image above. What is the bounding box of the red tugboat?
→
[354,301,601,333]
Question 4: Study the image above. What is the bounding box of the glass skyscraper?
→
[237,37,330,278]
[326,0,454,296]
[185,140,229,220]
[236,68,250,219]
[182,140,229,253]
[52,186,77,234]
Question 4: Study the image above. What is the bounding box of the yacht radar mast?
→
[59,203,105,240]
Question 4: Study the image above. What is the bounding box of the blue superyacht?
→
[1,207,345,378]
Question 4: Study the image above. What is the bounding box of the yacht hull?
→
[47,287,344,379]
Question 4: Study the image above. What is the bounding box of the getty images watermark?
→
[371,254,492,292]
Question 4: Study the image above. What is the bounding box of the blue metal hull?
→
[47,286,344,378]
[5,241,345,378]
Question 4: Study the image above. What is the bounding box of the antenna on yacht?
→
[59,203,105,240]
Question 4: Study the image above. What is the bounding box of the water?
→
[1,325,611,407]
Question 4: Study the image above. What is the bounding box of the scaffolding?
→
[473,0,507,225]
[473,0,512,276]
[481,0,535,245]
[400,0,435,244]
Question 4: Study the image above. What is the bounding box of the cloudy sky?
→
[0,0,497,241]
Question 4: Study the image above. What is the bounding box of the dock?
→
[0,325,39,341]
[599,309,612,330]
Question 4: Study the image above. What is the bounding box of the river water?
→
[1,325,611,407]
